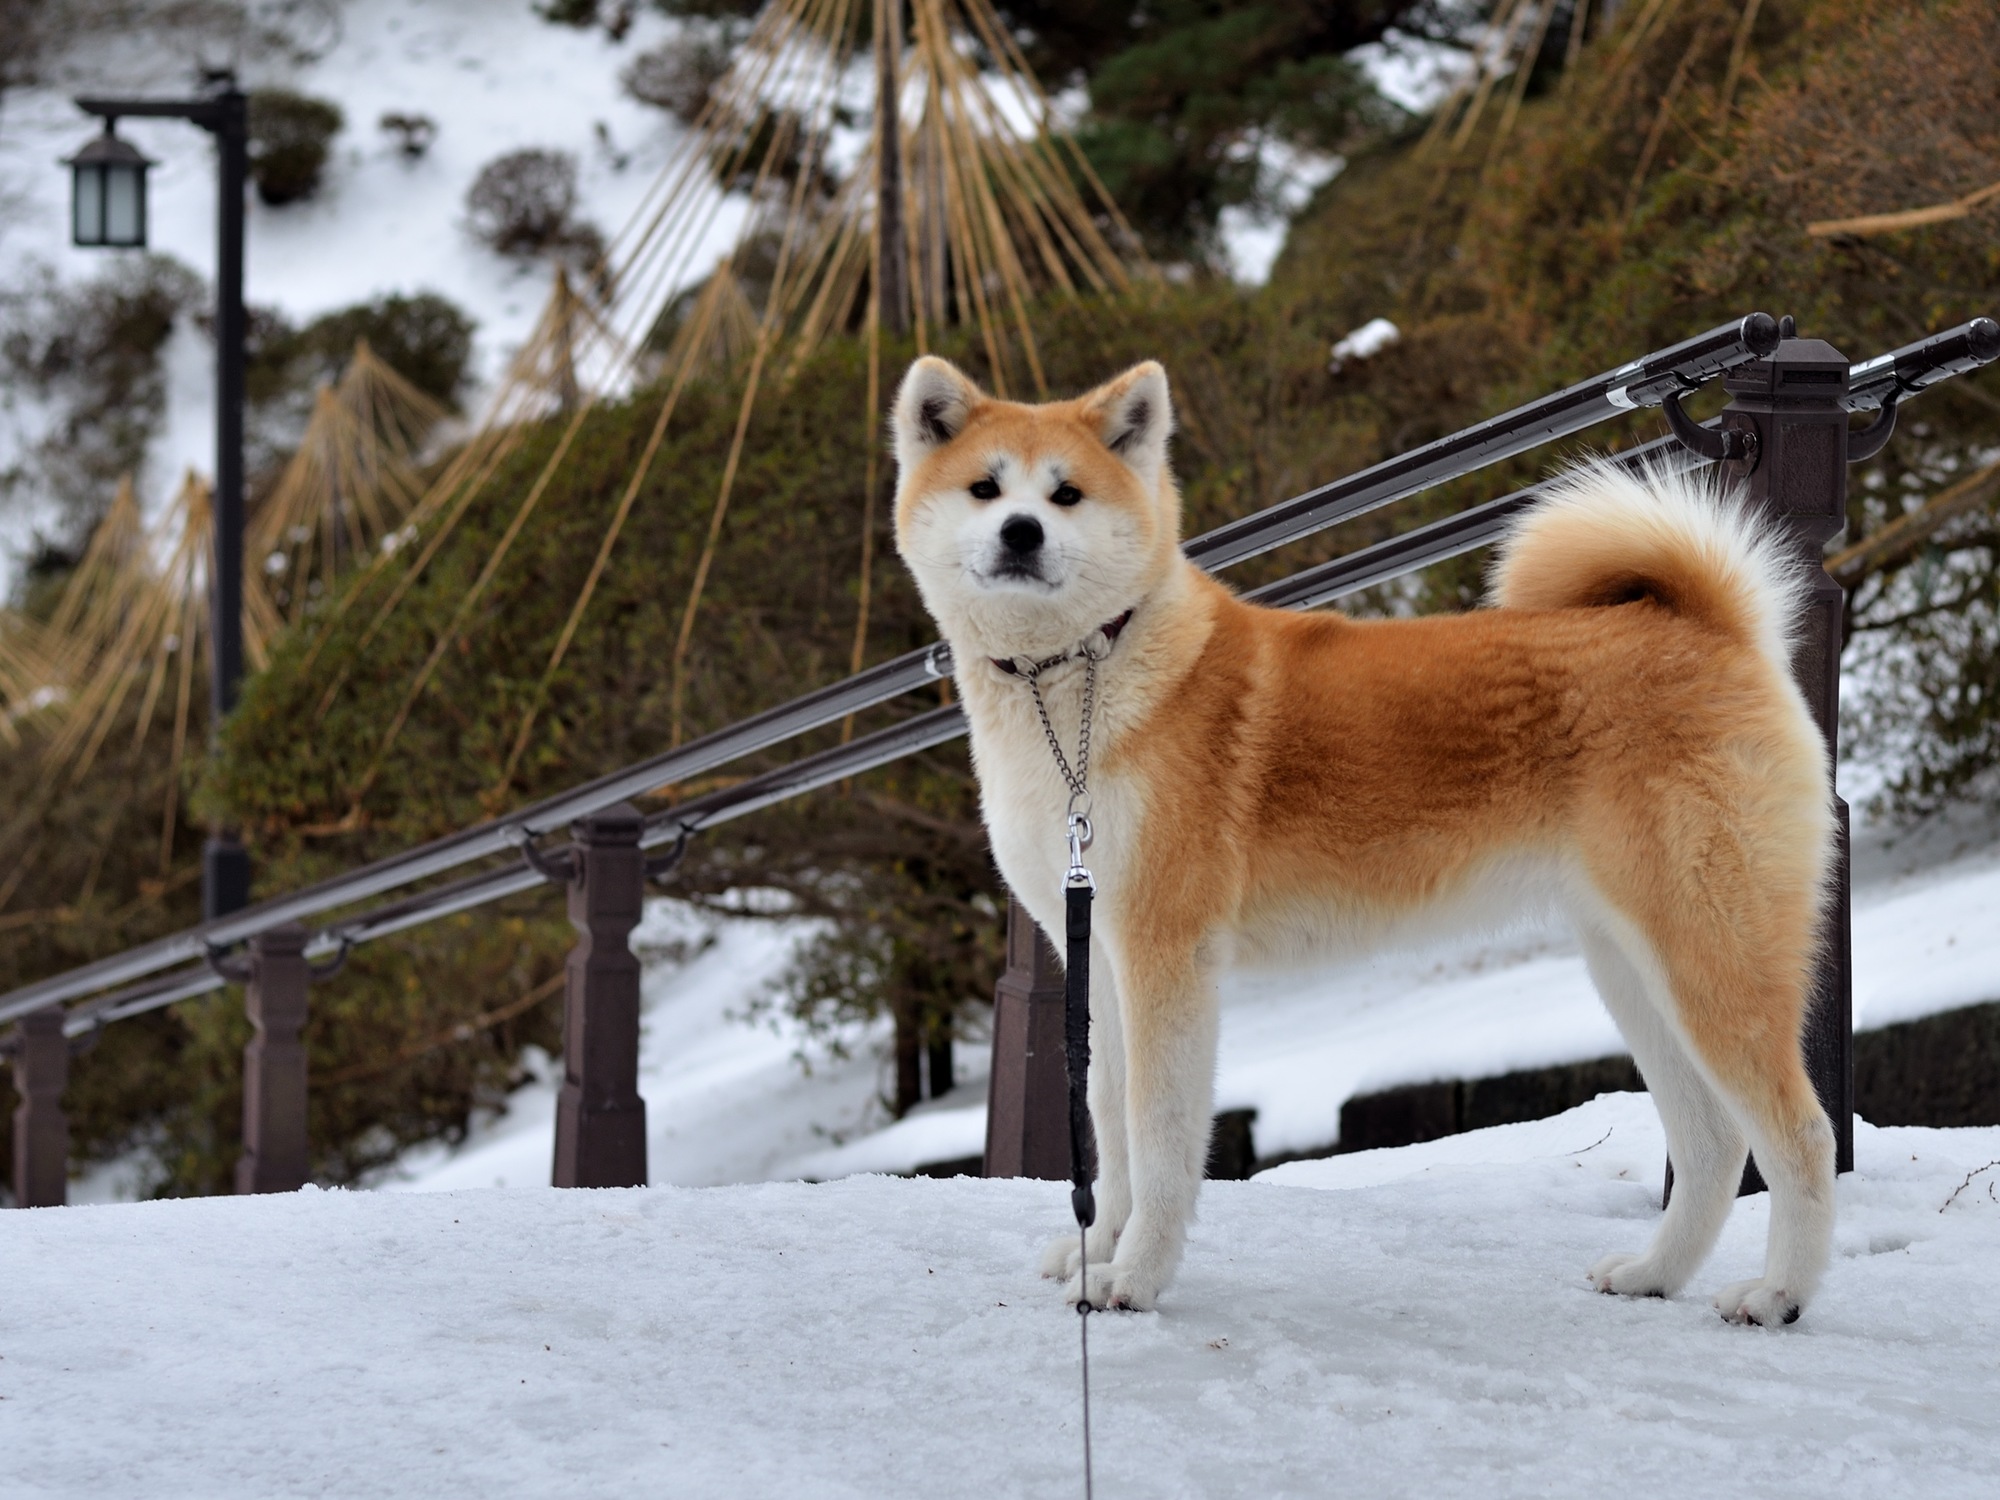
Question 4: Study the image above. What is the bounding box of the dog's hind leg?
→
[1066,942,1218,1311]
[1662,949,1835,1327]
[1040,936,1132,1280]
[1584,868,1834,1324]
[1576,921,1746,1299]
[1575,698,1836,1324]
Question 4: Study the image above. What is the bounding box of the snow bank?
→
[381,904,910,1192]
[6,1095,1998,1498]
[1850,826,2000,1031]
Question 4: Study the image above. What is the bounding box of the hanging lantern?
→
[66,123,154,248]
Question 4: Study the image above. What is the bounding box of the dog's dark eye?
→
[969,477,1001,501]
[1051,482,1083,507]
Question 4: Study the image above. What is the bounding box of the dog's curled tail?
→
[1489,460,1804,668]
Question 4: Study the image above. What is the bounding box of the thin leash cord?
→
[1079,1298,1094,1498]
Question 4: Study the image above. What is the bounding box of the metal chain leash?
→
[1022,649,1097,814]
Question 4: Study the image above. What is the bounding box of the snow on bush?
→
[1327,315,1399,372]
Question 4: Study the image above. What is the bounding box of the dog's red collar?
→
[991,609,1135,678]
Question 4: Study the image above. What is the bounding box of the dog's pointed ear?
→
[892,357,984,473]
[1080,361,1174,483]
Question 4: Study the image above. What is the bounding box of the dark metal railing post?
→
[1720,328,1856,1176]
[982,898,1071,1178]
[9,1007,70,1207]
[553,803,649,1189]
[236,922,311,1193]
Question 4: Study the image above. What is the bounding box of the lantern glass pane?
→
[73,162,105,246]
[104,162,143,247]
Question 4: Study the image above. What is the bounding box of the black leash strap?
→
[1003,617,1128,1500]
[1065,872,1097,1500]
[1065,881,1096,1238]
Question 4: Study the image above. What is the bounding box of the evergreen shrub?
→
[248,90,345,206]
[623,36,730,123]
[466,149,583,256]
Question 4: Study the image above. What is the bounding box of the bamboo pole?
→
[876,0,910,337]
[666,0,858,749]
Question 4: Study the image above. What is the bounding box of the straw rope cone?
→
[293,0,1156,809]
[4,0,1159,832]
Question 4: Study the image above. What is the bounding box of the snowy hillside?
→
[0,0,707,564]
[0,0,1450,572]
[9,1093,1999,1498]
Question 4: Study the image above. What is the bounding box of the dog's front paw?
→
[1588,1251,1673,1298]
[1039,1224,1116,1281]
[1039,1234,1080,1280]
[1713,1277,1802,1327]
[1065,1258,1162,1312]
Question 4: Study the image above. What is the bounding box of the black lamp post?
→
[67,76,252,921]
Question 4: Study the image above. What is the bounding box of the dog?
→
[891,355,1836,1326]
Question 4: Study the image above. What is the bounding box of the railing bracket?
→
[204,943,252,984]
[1662,382,1758,467]
[513,830,579,884]
[306,936,352,983]
[68,1013,107,1059]
[1847,392,1900,464]
[644,825,694,885]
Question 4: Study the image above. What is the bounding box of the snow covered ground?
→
[372,798,2000,1198]
[7,1092,1998,1498]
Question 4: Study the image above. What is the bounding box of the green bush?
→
[1268,0,2000,783]
[466,149,582,256]
[256,292,476,410]
[997,0,1442,261]
[0,254,203,536]
[249,90,345,206]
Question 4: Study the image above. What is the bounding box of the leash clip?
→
[1065,810,1095,890]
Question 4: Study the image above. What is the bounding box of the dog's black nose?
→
[1000,514,1044,556]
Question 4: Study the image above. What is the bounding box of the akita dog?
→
[891,356,1836,1326]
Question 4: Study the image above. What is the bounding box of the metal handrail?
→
[1188,313,1778,572]
[7,315,1995,1032]
[5,432,1758,1036]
